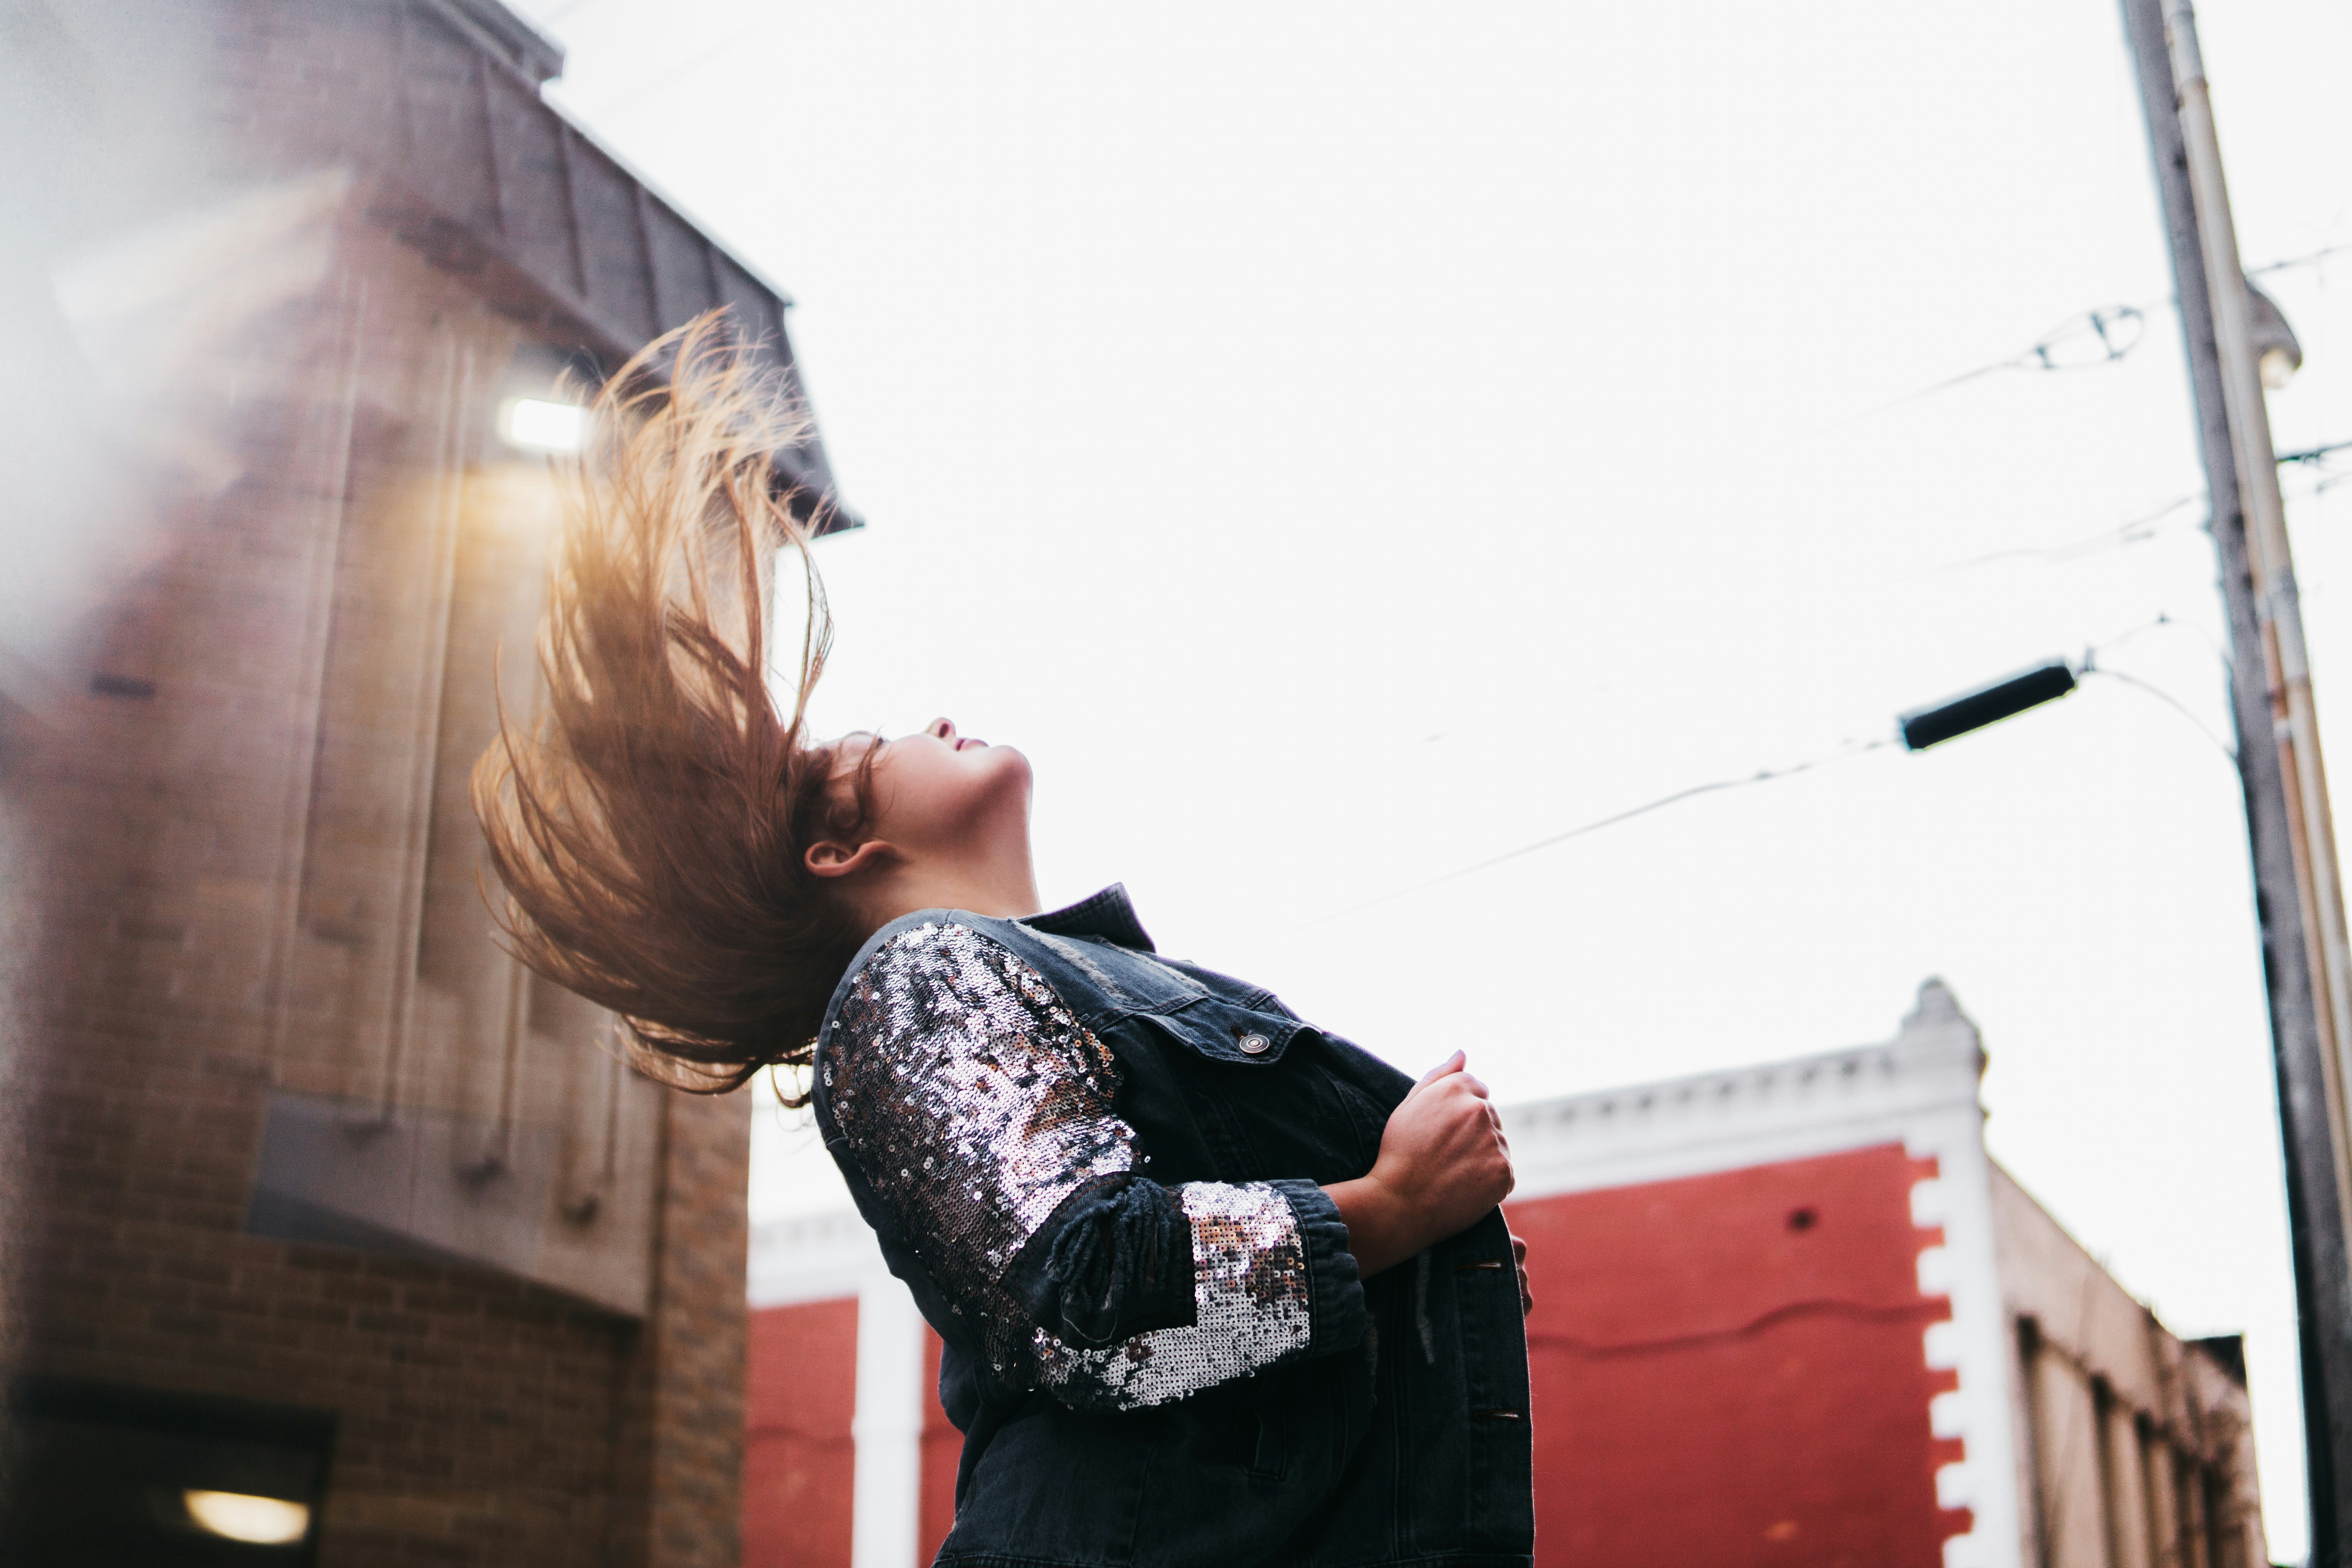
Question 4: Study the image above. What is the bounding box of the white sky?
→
[509,1,2352,1553]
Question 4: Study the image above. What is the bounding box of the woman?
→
[477,319,1535,1566]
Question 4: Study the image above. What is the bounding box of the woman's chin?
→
[979,744,1034,785]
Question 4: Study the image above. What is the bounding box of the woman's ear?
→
[806,838,892,881]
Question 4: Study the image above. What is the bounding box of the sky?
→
[506,0,2352,1552]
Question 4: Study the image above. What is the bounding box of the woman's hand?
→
[1372,1051,1515,1238]
[1323,1051,1516,1279]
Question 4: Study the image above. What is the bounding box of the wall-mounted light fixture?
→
[500,396,588,454]
[182,1489,313,1545]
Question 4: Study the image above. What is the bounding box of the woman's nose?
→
[926,717,958,742]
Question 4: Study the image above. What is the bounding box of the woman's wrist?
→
[1321,1172,1423,1279]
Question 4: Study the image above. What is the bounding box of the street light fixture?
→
[2247,279,2303,390]
[1898,657,2079,751]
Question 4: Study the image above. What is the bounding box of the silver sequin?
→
[826,922,1314,1412]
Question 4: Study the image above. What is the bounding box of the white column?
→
[850,1278,927,1568]
[1915,1116,2026,1568]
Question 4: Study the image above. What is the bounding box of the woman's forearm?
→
[1322,1175,1424,1279]
[1326,1051,1518,1280]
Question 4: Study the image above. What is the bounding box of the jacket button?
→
[1238,1034,1270,1055]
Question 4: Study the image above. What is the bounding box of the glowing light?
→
[183,1490,312,1545]
[503,397,587,453]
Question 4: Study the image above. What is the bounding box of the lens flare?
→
[503,397,588,453]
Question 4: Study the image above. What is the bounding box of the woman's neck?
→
[850,857,1043,938]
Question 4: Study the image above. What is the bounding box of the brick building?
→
[742,982,2266,1568]
[0,2,849,1562]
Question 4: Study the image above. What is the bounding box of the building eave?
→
[264,0,861,531]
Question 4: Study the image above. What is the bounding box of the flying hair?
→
[472,310,867,1101]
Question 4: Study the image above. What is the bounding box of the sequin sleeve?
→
[822,921,1354,1412]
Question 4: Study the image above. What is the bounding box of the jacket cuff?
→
[1269,1178,1367,1357]
[1001,1173,1198,1346]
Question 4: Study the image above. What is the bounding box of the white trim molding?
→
[850,1277,927,1568]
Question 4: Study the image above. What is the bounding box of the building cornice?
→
[1503,979,1987,1201]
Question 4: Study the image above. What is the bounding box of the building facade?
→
[742,982,2265,1568]
[2,3,848,1563]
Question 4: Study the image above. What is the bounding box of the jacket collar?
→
[1021,883,1156,953]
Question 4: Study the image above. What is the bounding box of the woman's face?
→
[831,717,1033,863]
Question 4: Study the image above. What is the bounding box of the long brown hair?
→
[472,312,864,1098]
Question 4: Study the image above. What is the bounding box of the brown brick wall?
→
[613,1092,752,1568]
[3,24,754,1556]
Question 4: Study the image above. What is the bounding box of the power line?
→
[1909,437,2352,583]
[1819,306,2147,434]
[2085,608,2229,668]
[1289,737,1898,932]
[1288,614,2219,932]
[2278,437,2352,466]
[2080,667,2235,762]
[2249,240,2352,279]
[1911,491,2203,577]
[1824,240,2347,435]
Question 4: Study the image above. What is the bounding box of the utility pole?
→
[2120,0,2352,1555]
[2169,4,2352,1193]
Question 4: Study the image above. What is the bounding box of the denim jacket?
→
[813,885,1533,1568]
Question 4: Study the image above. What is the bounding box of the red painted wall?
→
[745,1298,860,1568]
[1505,1143,1969,1568]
